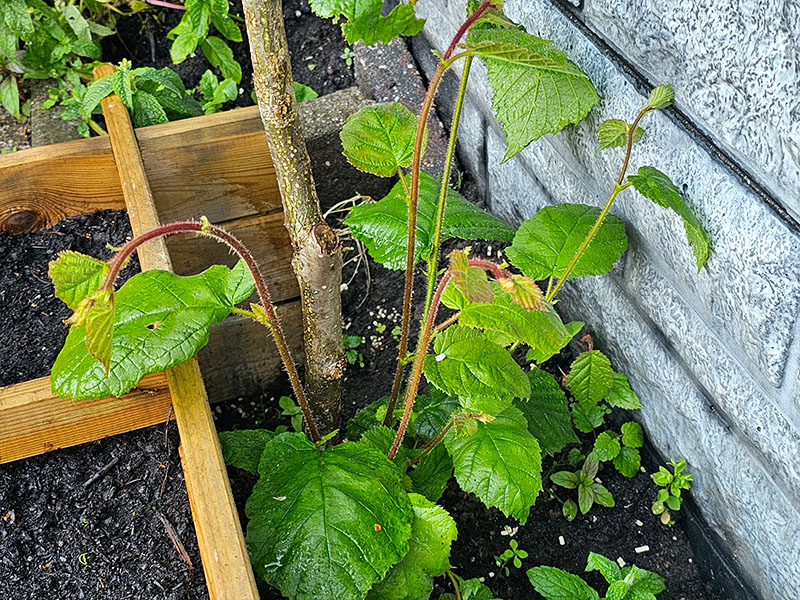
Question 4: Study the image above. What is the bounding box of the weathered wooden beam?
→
[95,64,259,600]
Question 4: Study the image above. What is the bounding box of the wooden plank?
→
[96,65,259,600]
[0,373,171,464]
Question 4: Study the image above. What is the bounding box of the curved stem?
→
[410,419,453,466]
[446,570,463,600]
[545,108,651,303]
[103,220,321,443]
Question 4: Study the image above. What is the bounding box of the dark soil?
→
[1,4,721,600]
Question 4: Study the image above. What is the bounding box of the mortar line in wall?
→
[603,273,800,511]
[548,0,800,233]
[777,302,800,425]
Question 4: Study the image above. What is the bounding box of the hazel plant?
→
[48,1,711,599]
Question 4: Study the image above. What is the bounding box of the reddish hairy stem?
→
[103,220,321,443]
[145,0,187,10]
[389,272,452,459]
[467,258,508,280]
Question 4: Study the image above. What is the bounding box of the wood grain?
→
[96,65,260,600]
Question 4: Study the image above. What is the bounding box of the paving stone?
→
[581,0,800,219]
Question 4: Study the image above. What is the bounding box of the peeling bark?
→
[242,0,344,436]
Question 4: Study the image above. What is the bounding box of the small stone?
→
[635,519,644,526]
[635,545,650,553]
[558,535,565,546]
[617,557,626,568]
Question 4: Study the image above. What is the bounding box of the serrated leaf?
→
[586,552,621,584]
[572,400,605,433]
[367,493,457,600]
[605,372,642,409]
[566,351,614,405]
[132,67,186,96]
[593,431,621,461]
[613,445,640,478]
[293,81,318,103]
[424,326,529,415]
[246,433,414,600]
[625,564,666,595]
[84,289,114,372]
[201,35,242,83]
[80,75,115,116]
[168,1,210,63]
[448,249,495,304]
[596,119,645,151]
[3,0,34,41]
[346,397,390,441]
[340,103,422,177]
[310,0,425,45]
[445,406,542,523]
[226,259,256,304]
[526,320,582,364]
[497,274,544,310]
[218,429,276,474]
[527,566,600,600]
[465,28,597,161]
[51,263,250,399]
[132,91,168,127]
[112,69,133,110]
[516,369,577,456]
[627,166,711,270]
[621,421,644,448]
[345,172,514,270]
[507,203,628,281]
[647,84,674,110]
[48,250,109,311]
[411,390,459,441]
[409,443,452,503]
[606,580,629,600]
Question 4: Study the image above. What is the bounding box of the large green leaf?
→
[168,0,210,63]
[424,326,529,415]
[345,171,514,270]
[310,0,424,45]
[368,493,457,600]
[201,35,242,83]
[627,166,711,270]
[506,203,628,281]
[605,372,642,409]
[565,350,614,405]
[445,406,542,523]
[219,429,276,474]
[48,251,109,311]
[465,28,597,161]
[411,390,459,441]
[517,369,578,456]
[346,397,390,441]
[527,566,600,600]
[51,261,255,399]
[246,433,414,600]
[132,90,168,127]
[340,103,422,178]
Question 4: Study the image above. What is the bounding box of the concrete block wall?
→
[410,1,800,598]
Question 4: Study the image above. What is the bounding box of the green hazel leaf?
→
[84,289,115,372]
[411,390,459,441]
[563,499,578,521]
[340,102,422,178]
[605,372,642,409]
[460,289,571,358]
[526,320,582,364]
[226,259,256,305]
[346,397,390,441]
[246,433,414,600]
[309,0,425,45]
[423,325,530,415]
[367,493,457,600]
[48,250,109,311]
[550,471,579,489]
[605,580,629,600]
[647,83,674,110]
[453,411,480,437]
[465,28,598,161]
[585,552,622,584]
[578,483,594,514]
[613,446,641,478]
[516,369,578,456]
[80,75,115,117]
[132,91,169,127]
[409,443,452,503]
[621,421,644,448]
[497,274,544,310]
[593,431,621,461]
[293,81,318,103]
[449,249,495,304]
[345,171,514,269]
[627,166,711,270]
[441,279,468,311]
[445,405,542,524]
[218,429,276,474]
[51,263,249,399]
[506,203,628,281]
[566,350,614,405]
[596,119,645,152]
[591,482,614,508]
[572,400,605,433]
[527,566,600,600]
[201,35,242,83]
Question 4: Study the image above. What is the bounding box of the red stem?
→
[467,258,508,280]
[444,1,494,60]
[145,0,187,10]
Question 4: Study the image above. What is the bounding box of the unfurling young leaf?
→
[48,250,109,311]
[506,203,628,281]
[647,83,675,110]
[593,431,621,461]
[310,0,425,45]
[627,166,711,270]
[497,274,544,310]
[464,27,598,161]
[596,119,645,152]
[449,249,494,304]
[83,289,115,373]
[621,421,644,448]
[340,102,423,177]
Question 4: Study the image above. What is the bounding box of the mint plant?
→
[528,552,666,600]
[46,1,712,599]
[551,452,615,521]
[651,459,693,525]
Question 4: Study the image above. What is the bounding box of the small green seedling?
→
[341,46,355,67]
[278,396,304,433]
[593,421,644,478]
[551,452,614,520]
[343,334,365,367]
[651,459,693,525]
[495,538,528,575]
[528,552,666,600]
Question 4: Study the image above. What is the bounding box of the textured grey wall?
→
[410,1,800,598]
